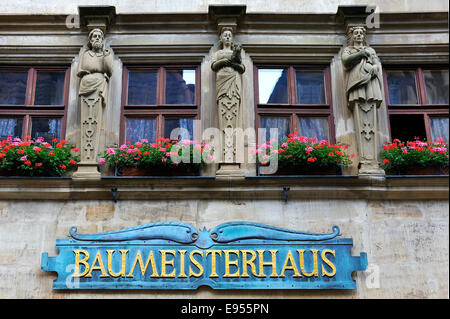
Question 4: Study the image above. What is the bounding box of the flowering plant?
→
[251,133,354,174]
[99,138,214,174]
[380,138,449,173]
[0,136,80,176]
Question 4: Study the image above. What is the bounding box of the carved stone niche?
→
[338,5,385,177]
[72,6,115,181]
[209,5,247,178]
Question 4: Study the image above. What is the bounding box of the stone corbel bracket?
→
[78,5,116,33]
[209,4,246,34]
[336,5,371,31]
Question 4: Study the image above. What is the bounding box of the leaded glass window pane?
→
[125,118,157,143]
[34,71,65,105]
[165,70,196,105]
[258,69,288,104]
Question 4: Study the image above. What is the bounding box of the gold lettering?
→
[206,250,222,278]
[321,249,337,277]
[126,250,159,278]
[189,250,204,277]
[279,250,302,278]
[298,249,319,277]
[241,250,258,278]
[107,249,129,278]
[86,250,109,278]
[223,250,240,278]
[73,250,90,277]
[178,250,187,278]
[257,250,278,278]
[160,250,176,278]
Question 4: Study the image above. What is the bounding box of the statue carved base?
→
[72,162,101,180]
[72,94,103,180]
[354,100,385,177]
[216,163,244,177]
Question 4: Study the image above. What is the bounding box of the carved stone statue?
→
[73,28,113,179]
[211,27,245,170]
[342,26,384,175]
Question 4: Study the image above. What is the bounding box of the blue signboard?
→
[41,222,367,290]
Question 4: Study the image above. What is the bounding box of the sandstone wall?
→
[0,199,447,298]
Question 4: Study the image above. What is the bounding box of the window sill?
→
[0,175,447,201]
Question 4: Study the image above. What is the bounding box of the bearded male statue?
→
[73,28,113,179]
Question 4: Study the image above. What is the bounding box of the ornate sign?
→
[41,222,367,290]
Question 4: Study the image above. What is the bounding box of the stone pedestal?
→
[72,93,103,180]
[216,163,244,177]
[72,162,101,180]
[354,100,385,175]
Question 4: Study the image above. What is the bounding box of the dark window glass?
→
[296,71,326,104]
[164,118,194,140]
[430,117,449,143]
[34,71,65,105]
[0,71,28,105]
[424,70,449,105]
[386,71,418,105]
[258,69,288,104]
[125,118,157,143]
[390,114,426,142]
[298,117,329,141]
[0,118,23,140]
[31,118,61,141]
[127,70,158,105]
[259,116,290,144]
[165,70,196,105]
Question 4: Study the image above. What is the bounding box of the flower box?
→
[253,134,353,176]
[381,138,449,176]
[101,138,213,177]
[118,165,200,177]
[0,136,79,177]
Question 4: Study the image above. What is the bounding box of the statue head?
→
[219,27,234,48]
[88,28,104,51]
[347,26,367,47]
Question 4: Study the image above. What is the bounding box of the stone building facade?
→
[0,0,448,298]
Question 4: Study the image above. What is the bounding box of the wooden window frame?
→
[0,66,70,139]
[120,65,200,143]
[254,65,335,143]
[383,65,449,141]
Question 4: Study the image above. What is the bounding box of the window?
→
[0,67,69,141]
[121,66,199,143]
[254,65,334,143]
[384,67,449,142]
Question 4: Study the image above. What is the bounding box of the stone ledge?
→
[0,175,447,201]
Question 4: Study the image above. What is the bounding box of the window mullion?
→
[288,66,297,105]
[158,67,165,106]
[424,113,432,141]
[22,114,31,138]
[157,113,164,139]
[416,67,427,105]
[291,113,299,135]
[25,68,35,106]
